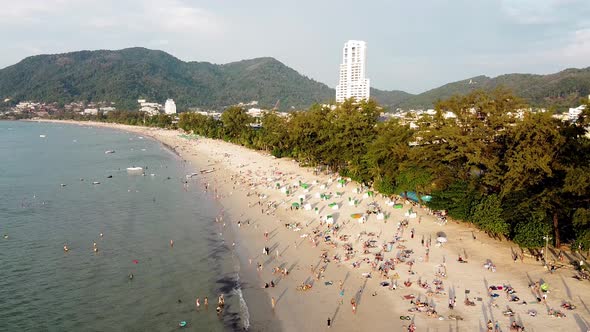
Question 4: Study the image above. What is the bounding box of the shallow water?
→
[0,121,245,331]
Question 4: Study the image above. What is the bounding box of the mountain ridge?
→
[0,47,588,111]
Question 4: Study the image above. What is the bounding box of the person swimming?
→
[129,273,134,280]
[63,244,69,252]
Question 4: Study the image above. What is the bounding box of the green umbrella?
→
[291,202,300,208]
[302,183,309,189]
[540,283,549,292]
[328,202,337,208]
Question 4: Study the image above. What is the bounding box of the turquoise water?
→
[0,121,244,331]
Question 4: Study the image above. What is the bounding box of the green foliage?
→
[471,194,509,237]
[513,211,552,248]
[220,106,253,142]
[427,181,480,221]
[48,87,590,249]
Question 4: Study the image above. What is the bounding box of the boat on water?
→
[105,150,115,154]
[92,181,100,185]
[39,135,46,138]
[126,166,144,173]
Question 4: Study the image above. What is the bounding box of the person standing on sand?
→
[204,297,208,308]
[327,317,331,328]
[351,298,357,313]
[271,297,276,309]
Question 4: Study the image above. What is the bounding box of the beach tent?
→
[351,213,363,219]
[329,203,339,210]
[320,184,327,190]
[326,215,334,224]
[304,203,312,211]
[377,213,385,220]
[401,191,432,203]
[393,204,403,209]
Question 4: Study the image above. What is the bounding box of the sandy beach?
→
[38,120,590,332]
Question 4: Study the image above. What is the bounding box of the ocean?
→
[0,121,249,331]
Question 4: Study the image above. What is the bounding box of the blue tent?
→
[401,191,432,203]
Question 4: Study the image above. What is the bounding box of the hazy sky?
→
[1,0,589,93]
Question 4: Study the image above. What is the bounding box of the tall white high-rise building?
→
[164,99,176,114]
[335,40,370,103]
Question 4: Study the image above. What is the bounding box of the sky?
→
[1,0,589,93]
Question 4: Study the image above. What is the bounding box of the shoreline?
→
[30,119,590,332]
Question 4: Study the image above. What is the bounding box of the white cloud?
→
[0,0,68,23]
[78,0,224,37]
[563,28,590,60]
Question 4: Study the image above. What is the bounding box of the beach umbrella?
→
[393,204,403,209]
[338,179,346,185]
[291,202,300,208]
[540,283,549,292]
[437,237,448,243]
[350,213,363,219]
[302,183,309,189]
[436,231,447,238]
[367,191,374,197]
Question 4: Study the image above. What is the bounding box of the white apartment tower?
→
[335,40,370,103]
[164,99,177,114]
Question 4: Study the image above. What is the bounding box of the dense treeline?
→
[54,89,590,250]
[178,89,590,250]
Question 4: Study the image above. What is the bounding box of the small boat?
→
[127,167,143,172]
[39,135,46,138]
[92,181,100,185]
[105,150,115,154]
[60,184,67,187]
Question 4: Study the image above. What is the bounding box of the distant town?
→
[0,39,587,128]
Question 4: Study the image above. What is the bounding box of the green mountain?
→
[384,68,590,111]
[0,47,588,111]
[0,47,334,110]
